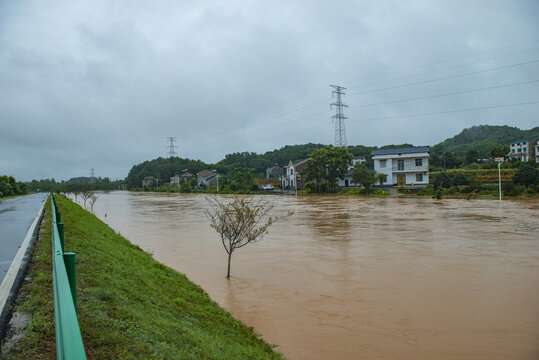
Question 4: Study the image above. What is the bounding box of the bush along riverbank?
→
[0,195,283,360]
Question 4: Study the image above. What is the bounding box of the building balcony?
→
[390,166,429,173]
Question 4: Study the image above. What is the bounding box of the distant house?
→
[170,172,196,187]
[266,164,285,179]
[371,146,430,187]
[170,174,180,187]
[197,170,220,188]
[508,136,538,162]
[180,172,195,181]
[282,159,310,190]
[338,156,366,187]
[142,176,155,187]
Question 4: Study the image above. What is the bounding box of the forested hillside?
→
[432,125,539,157]
[125,157,211,189]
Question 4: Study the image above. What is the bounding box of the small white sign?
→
[495,157,504,162]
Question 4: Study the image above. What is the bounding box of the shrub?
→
[433,172,452,188]
[503,183,526,196]
[512,160,538,187]
[452,173,470,186]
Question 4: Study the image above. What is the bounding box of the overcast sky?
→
[1,0,538,181]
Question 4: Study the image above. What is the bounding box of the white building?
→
[508,136,538,162]
[338,156,366,187]
[282,159,309,190]
[371,146,430,187]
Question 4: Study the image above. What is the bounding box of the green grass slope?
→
[1,195,283,360]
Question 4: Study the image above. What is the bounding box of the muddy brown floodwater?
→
[86,191,538,359]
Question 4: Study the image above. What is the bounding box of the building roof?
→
[284,158,310,168]
[197,169,213,178]
[371,146,430,156]
[509,136,538,145]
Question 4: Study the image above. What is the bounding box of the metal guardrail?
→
[51,193,87,360]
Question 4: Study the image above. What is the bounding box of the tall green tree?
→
[303,148,327,193]
[489,145,510,158]
[465,149,479,164]
[304,146,352,193]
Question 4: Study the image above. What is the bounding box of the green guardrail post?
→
[57,222,65,253]
[63,252,78,313]
[56,211,61,223]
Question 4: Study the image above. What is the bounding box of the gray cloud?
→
[1,0,538,181]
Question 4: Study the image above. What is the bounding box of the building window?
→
[397,159,404,170]
[380,160,386,168]
[290,168,294,175]
[512,149,515,153]
[523,147,527,152]
[415,158,422,167]
[416,174,423,182]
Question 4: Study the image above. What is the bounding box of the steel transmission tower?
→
[330,85,348,147]
[166,137,177,157]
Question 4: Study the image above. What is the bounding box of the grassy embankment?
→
[1,195,283,360]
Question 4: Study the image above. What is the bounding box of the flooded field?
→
[86,191,538,359]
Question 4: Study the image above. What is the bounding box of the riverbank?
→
[0,195,283,359]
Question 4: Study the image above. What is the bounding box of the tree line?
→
[26,177,123,192]
[0,175,28,198]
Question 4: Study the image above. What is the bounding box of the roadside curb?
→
[0,201,45,341]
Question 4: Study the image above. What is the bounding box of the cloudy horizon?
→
[1,0,538,181]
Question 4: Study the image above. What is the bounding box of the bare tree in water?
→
[81,190,92,209]
[205,196,292,278]
[88,192,99,213]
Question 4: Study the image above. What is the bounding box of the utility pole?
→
[330,85,348,148]
[166,137,177,158]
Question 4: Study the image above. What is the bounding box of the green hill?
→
[431,125,539,157]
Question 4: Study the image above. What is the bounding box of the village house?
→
[371,146,430,187]
[170,172,195,187]
[265,164,285,179]
[282,159,310,190]
[170,174,180,187]
[338,156,366,187]
[141,175,155,187]
[508,136,538,162]
[197,170,220,188]
[180,172,196,181]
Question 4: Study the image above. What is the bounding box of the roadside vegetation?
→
[0,175,28,199]
[1,195,283,360]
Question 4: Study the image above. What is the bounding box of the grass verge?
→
[1,195,283,360]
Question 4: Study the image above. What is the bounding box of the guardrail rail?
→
[51,193,87,360]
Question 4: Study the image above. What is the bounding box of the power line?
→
[346,40,539,90]
[349,100,539,123]
[350,79,539,109]
[245,100,539,146]
[347,59,539,97]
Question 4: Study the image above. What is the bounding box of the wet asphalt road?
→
[0,193,48,283]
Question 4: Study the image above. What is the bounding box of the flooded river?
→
[86,192,538,359]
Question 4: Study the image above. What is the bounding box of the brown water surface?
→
[87,192,538,359]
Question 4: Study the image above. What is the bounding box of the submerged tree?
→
[88,192,99,213]
[204,196,292,278]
